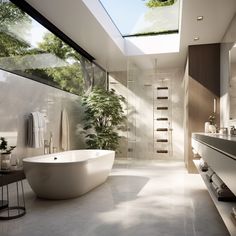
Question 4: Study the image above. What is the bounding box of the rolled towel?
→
[217,187,235,198]
[206,167,214,182]
[199,158,208,167]
[199,158,208,171]
[211,173,228,189]
[211,181,219,192]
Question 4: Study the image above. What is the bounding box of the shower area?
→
[109,61,184,160]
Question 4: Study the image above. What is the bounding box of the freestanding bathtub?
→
[23,150,115,200]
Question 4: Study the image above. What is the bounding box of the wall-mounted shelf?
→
[156,150,168,153]
[156,128,168,132]
[157,87,168,90]
[154,80,172,158]
[156,139,168,142]
[156,118,168,121]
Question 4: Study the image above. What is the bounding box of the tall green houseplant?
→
[82,87,126,151]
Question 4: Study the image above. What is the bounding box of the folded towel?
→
[27,112,45,148]
[199,158,208,167]
[199,158,208,171]
[211,182,236,200]
[211,173,228,190]
[37,112,46,147]
[32,112,40,148]
[61,109,70,151]
[211,181,219,192]
[27,114,33,147]
[217,187,235,198]
[206,168,214,182]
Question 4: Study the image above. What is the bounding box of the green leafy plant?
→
[146,0,176,8]
[0,137,16,154]
[209,114,216,125]
[82,88,126,151]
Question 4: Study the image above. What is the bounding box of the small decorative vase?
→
[204,122,210,133]
[1,153,11,170]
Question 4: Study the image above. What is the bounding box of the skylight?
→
[99,0,180,37]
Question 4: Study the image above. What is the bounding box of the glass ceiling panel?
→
[99,0,180,37]
[0,1,106,95]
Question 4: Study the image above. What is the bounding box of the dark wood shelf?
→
[157,87,168,90]
[0,169,25,187]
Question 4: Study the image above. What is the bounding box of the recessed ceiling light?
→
[194,37,199,41]
[197,16,204,21]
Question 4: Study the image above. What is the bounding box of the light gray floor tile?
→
[0,160,230,236]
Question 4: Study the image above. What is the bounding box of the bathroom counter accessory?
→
[0,169,26,220]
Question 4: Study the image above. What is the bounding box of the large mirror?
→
[229,43,236,120]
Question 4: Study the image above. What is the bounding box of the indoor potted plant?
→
[82,87,126,151]
[0,137,16,170]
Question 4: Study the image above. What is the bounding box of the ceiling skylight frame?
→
[98,0,180,38]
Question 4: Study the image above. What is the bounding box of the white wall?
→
[220,14,236,127]
[0,69,85,164]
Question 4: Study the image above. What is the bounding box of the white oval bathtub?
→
[23,150,115,200]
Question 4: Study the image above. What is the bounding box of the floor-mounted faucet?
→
[44,132,54,154]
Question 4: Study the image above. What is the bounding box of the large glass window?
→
[0,0,107,95]
[99,0,180,37]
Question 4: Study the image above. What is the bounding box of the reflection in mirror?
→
[229,43,236,120]
[0,1,106,95]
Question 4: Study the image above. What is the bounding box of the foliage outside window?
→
[0,1,106,96]
[99,0,179,37]
[146,0,176,8]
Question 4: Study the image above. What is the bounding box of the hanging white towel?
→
[27,112,45,148]
[37,112,46,147]
[61,109,70,151]
[32,112,40,148]
[211,173,228,190]
[27,113,33,147]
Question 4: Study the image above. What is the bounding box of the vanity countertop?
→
[192,133,236,159]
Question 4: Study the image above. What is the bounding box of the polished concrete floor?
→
[0,160,230,236]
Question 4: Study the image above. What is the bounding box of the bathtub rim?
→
[22,149,115,165]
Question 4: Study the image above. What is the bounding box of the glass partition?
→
[0,0,107,95]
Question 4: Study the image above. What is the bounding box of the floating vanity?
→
[192,133,236,236]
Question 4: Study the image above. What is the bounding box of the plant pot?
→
[1,153,11,170]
